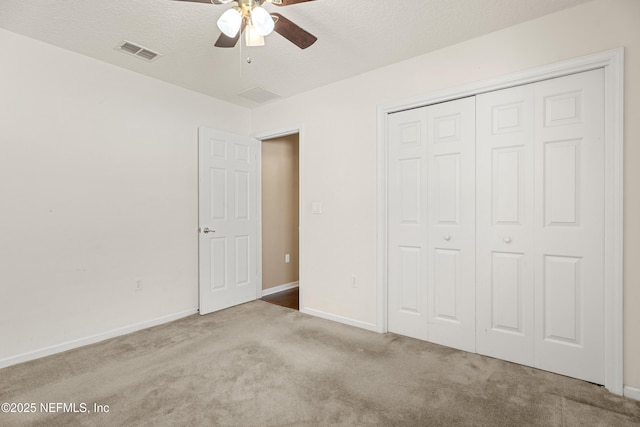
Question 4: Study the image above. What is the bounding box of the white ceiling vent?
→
[116,41,161,62]
[237,87,281,104]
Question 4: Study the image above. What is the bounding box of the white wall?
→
[0,28,250,364]
[250,0,640,390]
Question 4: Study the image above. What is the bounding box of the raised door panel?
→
[476,84,535,366]
[426,97,476,352]
[398,246,422,313]
[533,69,605,384]
[387,108,428,340]
[490,252,525,334]
[434,154,460,225]
[542,255,582,345]
[544,140,580,226]
[492,147,524,225]
[235,170,250,220]
[210,168,227,221]
[399,158,422,224]
[210,237,227,291]
[235,235,250,286]
[433,248,460,321]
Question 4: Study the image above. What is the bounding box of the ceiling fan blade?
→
[271,13,317,49]
[214,21,246,48]
[271,0,315,6]
[214,32,240,48]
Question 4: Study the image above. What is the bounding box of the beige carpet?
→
[1,301,639,426]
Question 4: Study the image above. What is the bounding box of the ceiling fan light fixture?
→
[217,7,242,38]
[245,24,265,46]
[250,6,275,36]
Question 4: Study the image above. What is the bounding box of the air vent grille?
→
[116,41,161,62]
[120,42,141,55]
[237,87,281,104]
[137,49,159,61]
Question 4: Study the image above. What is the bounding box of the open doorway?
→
[259,133,300,310]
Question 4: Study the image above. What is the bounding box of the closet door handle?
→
[444,235,451,241]
[504,237,512,244]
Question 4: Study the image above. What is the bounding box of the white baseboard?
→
[624,385,640,401]
[301,307,378,333]
[262,281,299,297]
[0,308,198,370]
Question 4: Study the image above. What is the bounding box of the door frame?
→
[253,125,304,310]
[376,48,624,394]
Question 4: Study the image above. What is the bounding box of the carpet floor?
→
[1,301,639,426]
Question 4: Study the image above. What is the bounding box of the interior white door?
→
[387,107,428,340]
[198,127,258,315]
[533,69,605,384]
[426,97,476,352]
[476,84,536,366]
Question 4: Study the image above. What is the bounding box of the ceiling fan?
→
[174,0,317,49]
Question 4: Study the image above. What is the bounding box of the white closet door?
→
[533,69,605,384]
[387,107,428,341]
[426,97,476,352]
[387,69,606,385]
[476,85,536,366]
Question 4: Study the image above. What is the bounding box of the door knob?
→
[504,237,512,243]
[444,235,451,241]
[202,227,215,234]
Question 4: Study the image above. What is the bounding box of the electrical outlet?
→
[135,280,143,292]
[285,253,290,263]
[351,274,357,288]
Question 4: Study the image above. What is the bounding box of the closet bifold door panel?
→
[425,97,476,353]
[387,98,476,352]
[387,107,429,341]
[476,85,536,366]
[475,68,605,383]
[533,69,605,384]
[387,67,606,385]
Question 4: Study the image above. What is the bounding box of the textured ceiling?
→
[0,0,592,108]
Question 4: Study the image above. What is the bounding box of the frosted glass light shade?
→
[217,8,242,38]
[245,25,265,46]
[251,6,274,36]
